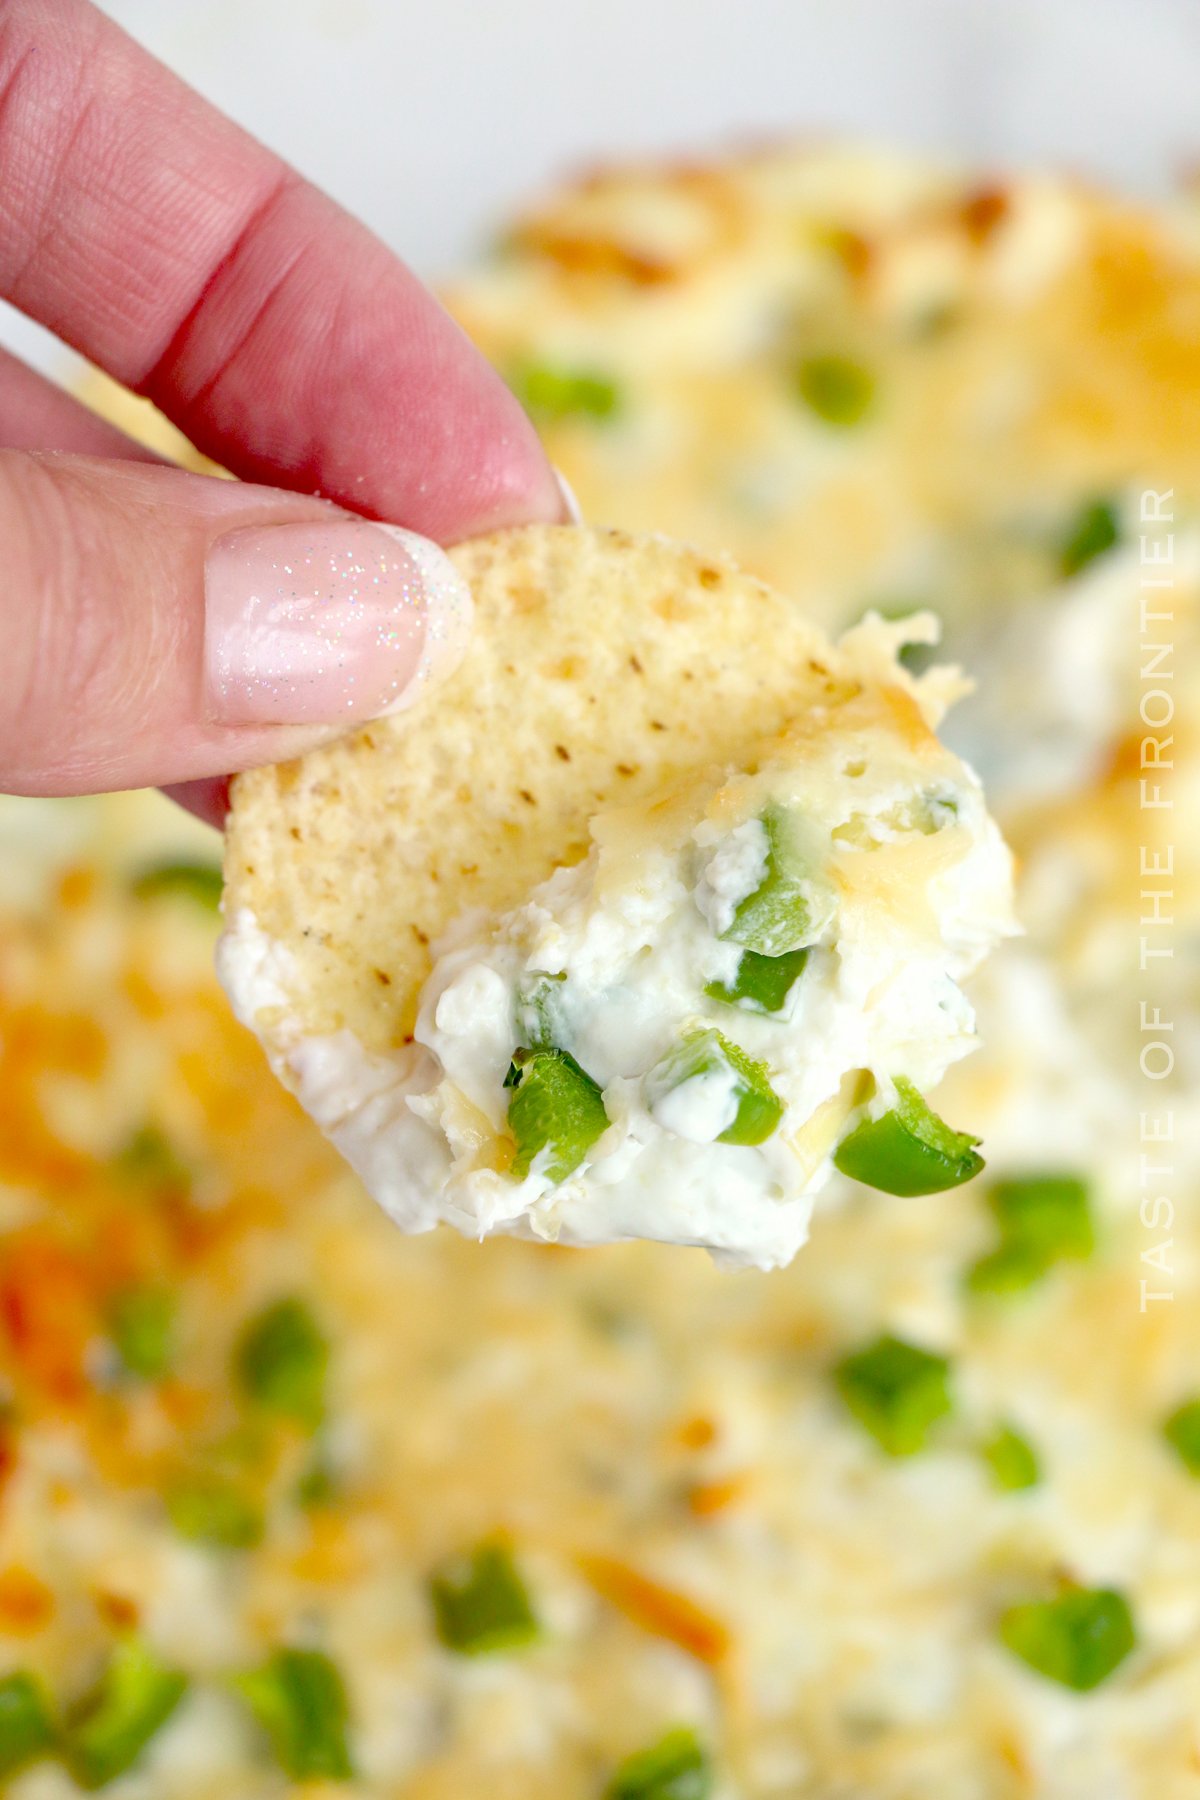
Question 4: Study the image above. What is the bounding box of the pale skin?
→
[0,0,565,825]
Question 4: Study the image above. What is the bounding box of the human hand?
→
[0,0,565,824]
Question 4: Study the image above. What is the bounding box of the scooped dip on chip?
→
[219,525,1015,1269]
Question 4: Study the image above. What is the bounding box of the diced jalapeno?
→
[965,1240,1049,1295]
[983,1423,1041,1492]
[966,1172,1093,1295]
[833,1078,983,1196]
[990,1173,1093,1257]
[166,1473,264,1549]
[510,360,621,425]
[704,946,809,1015]
[794,353,876,426]
[834,1332,953,1456]
[604,1725,713,1800]
[1059,498,1119,577]
[130,859,223,911]
[106,1284,176,1381]
[235,1298,328,1431]
[294,1446,339,1509]
[1163,1397,1200,1475]
[233,1648,353,1781]
[723,805,828,958]
[429,1540,540,1655]
[998,1587,1135,1691]
[647,1028,783,1147]
[64,1637,187,1790]
[505,1046,609,1181]
[0,1672,54,1778]
[110,1125,190,1191]
[514,971,568,1050]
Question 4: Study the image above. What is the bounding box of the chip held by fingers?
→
[219,525,1015,1269]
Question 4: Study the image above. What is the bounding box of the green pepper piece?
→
[833,1078,983,1196]
[604,1725,712,1800]
[965,1240,1050,1296]
[430,1540,540,1656]
[794,353,876,426]
[966,1172,1093,1295]
[723,805,827,958]
[1163,1396,1200,1475]
[505,1046,609,1181]
[64,1637,187,1790]
[983,1423,1041,1492]
[704,946,810,1015]
[129,860,223,911]
[166,1473,264,1549]
[834,1332,953,1456]
[989,1173,1093,1260]
[235,1297,328,1431]
[106,1284,176,1381]
[647,1028,783,1147]
[510,360,621,425]
[0,1672,55,1778]
[110,1125,190,1191]
[233,1648,353,1781]
[998,1587,1135,1691]
[1060,498,1119,577]
[294,1445,339,1509]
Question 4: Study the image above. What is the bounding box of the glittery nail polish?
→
[204,521,472,726]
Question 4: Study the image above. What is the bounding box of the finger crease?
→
[136,167,303,408]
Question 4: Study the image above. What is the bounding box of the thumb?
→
[0,451,474,797]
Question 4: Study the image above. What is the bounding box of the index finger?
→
[0,0,562,539]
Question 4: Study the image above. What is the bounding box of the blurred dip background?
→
[3,0,1199,379]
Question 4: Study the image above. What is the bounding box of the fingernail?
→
[205,521,472,726]
[554,468,584,523]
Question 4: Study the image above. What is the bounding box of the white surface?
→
[3,0,1200,379]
